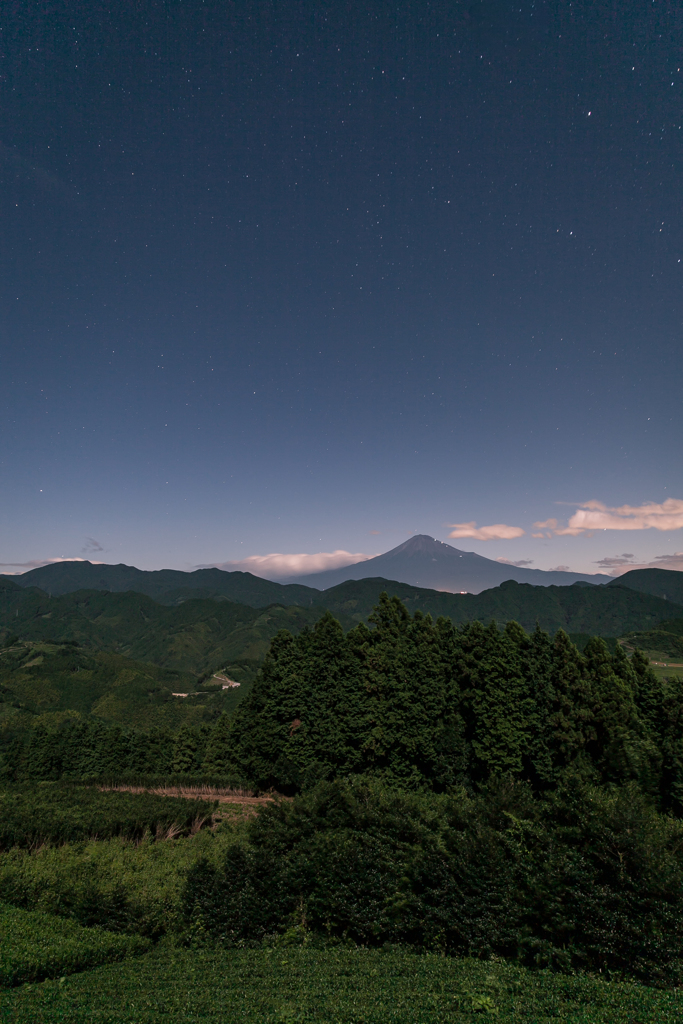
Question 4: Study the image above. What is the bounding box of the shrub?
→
[182,777,683,985]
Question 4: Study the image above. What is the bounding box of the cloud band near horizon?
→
[196,549,371,580]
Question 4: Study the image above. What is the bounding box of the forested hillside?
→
[0,578,326,677]
[319,577,683,634]
[0,641,244,734]
[2,571,682,749]
[620,618,683,657]
[8,595,682,812]
[3,572,682,671]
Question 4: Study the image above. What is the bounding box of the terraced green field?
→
[1,947,680,1023]
[0,903,148,989]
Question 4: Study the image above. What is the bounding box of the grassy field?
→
[1,946,681,1023]
[0,903,148,989]
[648,660,683,681]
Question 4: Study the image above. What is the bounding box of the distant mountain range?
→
[3,535,683,743]
[2,562,683,732]
[1,560,318,607]
[0,574,323,677]
[280,535,612,591]
[3,535,612,599]
[3,561,683,648]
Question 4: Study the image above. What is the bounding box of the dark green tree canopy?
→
[223,594,679,809]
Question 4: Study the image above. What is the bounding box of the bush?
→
[182,777,683,985]
[0,903,149,988]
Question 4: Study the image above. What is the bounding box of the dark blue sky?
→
[2,0,682,576]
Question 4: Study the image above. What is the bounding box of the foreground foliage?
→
[3,595,683,1016]
[0,903,149,988]
[0,815,246,939]
[184,778,683,985]
[0,783,216,851]
[1,946,681,1022]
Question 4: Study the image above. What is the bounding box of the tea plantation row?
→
[2,945,681,1023]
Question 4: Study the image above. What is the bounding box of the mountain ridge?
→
[281,534,611,591]
[606,568,683,606]
[2,535,611,600]
[1,561,319,607]
[3,569,681,661]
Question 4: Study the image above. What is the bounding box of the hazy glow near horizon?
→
[4,539,683,581]
[196,550,372,579]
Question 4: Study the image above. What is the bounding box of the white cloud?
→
[196,550,371,580]
[549,565,571,572]
[560,498,683,535]
[497,557,534,567]
[448,521,525,541]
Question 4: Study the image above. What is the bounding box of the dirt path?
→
[97,783,277,807]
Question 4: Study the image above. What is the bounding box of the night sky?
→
[2,0,682,578]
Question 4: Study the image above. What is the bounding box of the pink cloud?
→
[600,551,683,576]
[196,550,371,579]
[447,521,525,541]
[564,498,683,534]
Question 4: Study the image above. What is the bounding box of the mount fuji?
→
[281,535,610,593]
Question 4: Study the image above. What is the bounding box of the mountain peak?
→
[280,534,610,592]
[384,535,463,557]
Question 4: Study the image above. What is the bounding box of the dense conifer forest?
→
[219,596,680,801]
